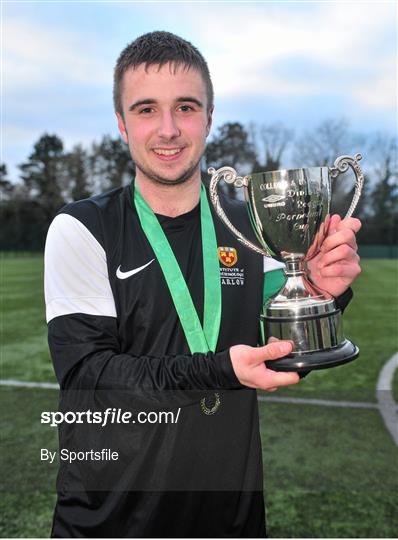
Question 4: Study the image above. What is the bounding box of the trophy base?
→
[266,339,359,372]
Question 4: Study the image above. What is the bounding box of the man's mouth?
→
[152,148,184,157]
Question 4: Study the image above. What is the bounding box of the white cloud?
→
[3,15,110,89]
[354,72,397,109]
[180,2,396,109]
[4,3,395,109]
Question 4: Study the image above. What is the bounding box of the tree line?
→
[1,119,397,250]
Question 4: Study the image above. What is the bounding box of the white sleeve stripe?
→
[46,297,117,323]
[44,213,117,323]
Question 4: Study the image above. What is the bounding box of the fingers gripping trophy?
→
[208,154,364,372]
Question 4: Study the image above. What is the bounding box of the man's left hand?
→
[307,214,362,297]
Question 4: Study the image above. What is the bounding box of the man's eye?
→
[178,105,193,112]
[139,107,154,114]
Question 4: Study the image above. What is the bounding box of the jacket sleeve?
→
[45,213,242,393]
[335,287,353,313]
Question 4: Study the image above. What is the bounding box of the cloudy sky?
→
[2,0,397,181]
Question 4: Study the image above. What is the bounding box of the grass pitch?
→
[1,255,397,537]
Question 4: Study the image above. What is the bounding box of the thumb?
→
[250,341,293,366]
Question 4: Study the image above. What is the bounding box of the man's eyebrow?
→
[177,96,203,108]
[128,99,156,112]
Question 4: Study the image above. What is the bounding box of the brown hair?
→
[113,31,214,117]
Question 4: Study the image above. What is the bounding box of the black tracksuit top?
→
[45,182,269,537]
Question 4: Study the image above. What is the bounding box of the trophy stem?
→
[284,258,305,276]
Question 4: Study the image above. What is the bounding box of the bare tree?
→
[366,133,397,187]
[361,133,398,245]
[248,122,294,171]
[293,118,357,167]
[293,118,367,216]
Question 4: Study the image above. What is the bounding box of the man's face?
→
[117,62,213,186]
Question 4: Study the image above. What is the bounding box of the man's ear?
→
[206,106,214,137]
[116,112,128,144]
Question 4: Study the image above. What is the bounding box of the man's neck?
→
[135,174,201,217]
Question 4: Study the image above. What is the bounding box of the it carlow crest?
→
[218,246,238,267]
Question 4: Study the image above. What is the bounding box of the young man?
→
[45,31,361,537]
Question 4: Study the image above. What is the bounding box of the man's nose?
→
[158,111,181,139]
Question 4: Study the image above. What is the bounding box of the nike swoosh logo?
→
[116,259,155,280]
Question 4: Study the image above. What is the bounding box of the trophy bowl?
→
[208,154,364,372]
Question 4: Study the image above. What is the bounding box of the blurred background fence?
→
[358,245,398,258]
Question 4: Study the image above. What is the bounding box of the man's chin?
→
[152,175,191,186]
[136,163,200,187]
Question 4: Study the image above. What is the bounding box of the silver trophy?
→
[208,154,364,371]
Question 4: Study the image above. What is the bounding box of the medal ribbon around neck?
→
[134,182,221,354]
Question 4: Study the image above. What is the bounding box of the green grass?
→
[0,388,58,538]
[1,256,397,537]
[259,402,398,537]
[1,256,56,382]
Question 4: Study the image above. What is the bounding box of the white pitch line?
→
[0,378,381,410]
[376,352,398,446]
[258,395,379,409]
[0,379,59,389]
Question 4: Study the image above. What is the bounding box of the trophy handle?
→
[329,153,364,219]
[208,166,272,257]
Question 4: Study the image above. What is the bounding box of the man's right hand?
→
[230,341,300,391]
